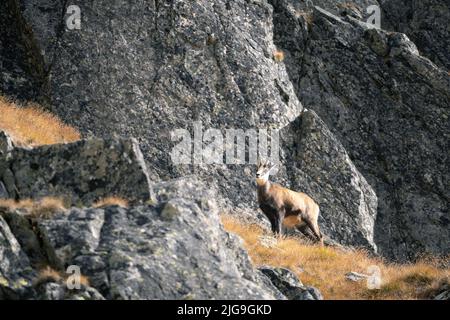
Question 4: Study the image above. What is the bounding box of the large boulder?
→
[1,208,106,300]
[271,3,449,260]
[2,138,152,206]
[279,110,378,251]
[258,266,323,300]
[35,177,283,299]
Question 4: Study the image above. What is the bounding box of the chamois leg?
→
[305,218,323,246]
[296,224,317,242]
[261,206,281,236]
[275,207,285,237]
[269,207,284,237]
[271,218,282,236]
[268,214,282,236]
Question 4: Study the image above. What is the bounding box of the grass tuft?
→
[93,196,129,208]
[273,50,285,62]
[0,197,67,218]
[33,266,91,288]
[0,96,80,147]
[34,266,63,286]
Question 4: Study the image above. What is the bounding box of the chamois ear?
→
[258,158,268,168]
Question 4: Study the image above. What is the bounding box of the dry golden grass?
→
[273,50,285,62]
[34,266,63,286]
[33,266,91,288]
[93,196,129,208]
[0,197,67,218]
[78,275,91,287]
[0,96,80,147]
[221,215,449,300]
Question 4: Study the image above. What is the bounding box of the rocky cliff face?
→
[271,2,449,260]
[381,0,450,70]
[0,0,448,270]
[8,0,301,177]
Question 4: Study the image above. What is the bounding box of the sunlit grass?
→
[0,197,67,218]
[221,215,449,300]
[93,196,129,208]
[0,96,80,147]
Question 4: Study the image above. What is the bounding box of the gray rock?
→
[271,3,449,261]
[0,181,7,199]
[381,0,450,69]
[255,270,288,300]
[432,283,450,301]
[0,168,16,199]
[34,281,105,300]
[1,209,60,270]
[66,286,105,301]
[345,271,369,282]
[280,110,378,251]
[35,282,65,300]
[0,215,36,299]
[272,0,450,69]
[0,132,13,196]
[3,137,152,206]
[0,131,13,157]
[37,177,282,299]
[258,266,323,300]
[0,1,47,102]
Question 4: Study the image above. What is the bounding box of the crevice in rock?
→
[0,210,61,271]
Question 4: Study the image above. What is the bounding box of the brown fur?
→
[256,161,323,245]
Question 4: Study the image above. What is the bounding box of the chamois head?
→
[256,159,277,183]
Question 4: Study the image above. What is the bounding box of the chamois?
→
[256,159,323,246]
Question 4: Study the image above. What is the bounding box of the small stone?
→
[258,266,323,300]
[345,272,369,282]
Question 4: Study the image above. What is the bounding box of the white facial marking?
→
[260,171,270,182]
